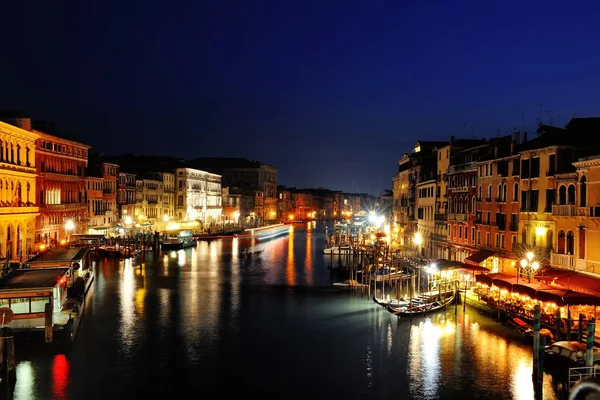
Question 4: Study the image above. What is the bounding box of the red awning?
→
[464,250,497,266]
[460,263,490,272]
[535,288,600,306]
[535,267,600,296]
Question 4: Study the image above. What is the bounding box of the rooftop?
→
[28,248,88,264]
[0,268,69,290]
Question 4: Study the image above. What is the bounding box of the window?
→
[495,233,500,248]
[477,230,481,245]
[486,232,490,246]
[513,183,519,202]
[471,227,475,244]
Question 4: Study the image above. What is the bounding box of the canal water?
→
[9,223,561,399]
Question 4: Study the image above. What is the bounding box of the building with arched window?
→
[0,120,39,260]
[175,167,222,226]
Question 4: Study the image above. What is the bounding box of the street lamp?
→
[519,251,540,283]
[65,219,75,244]
[414,232,423,257]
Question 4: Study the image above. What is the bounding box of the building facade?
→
[34,129,90,245]
[117,172,136,222]
[0,120,39,259]
[175,168,222,225]
[86,177,106,231]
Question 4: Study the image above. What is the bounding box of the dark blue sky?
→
[3,1,600,194]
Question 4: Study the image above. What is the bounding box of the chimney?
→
[494,145,498,158]
[1,117,32,131]
[450,135,455,143]
[523,132,528,142]
[513,131,520,145]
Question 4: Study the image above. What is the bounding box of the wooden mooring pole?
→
[532,304,543,399]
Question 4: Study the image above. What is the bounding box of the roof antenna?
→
[539,103,543,126]
[546,109,553,126]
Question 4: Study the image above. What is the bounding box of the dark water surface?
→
[10,223,560,399]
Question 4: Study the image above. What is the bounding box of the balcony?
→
[431,234,447,242]
[451,186,470,193]
[0,205,39,215]
[434,213,446,221]
[447,213,468,221]
[552,205,577,216]
[44,203,84,210]
[550,252,574,269]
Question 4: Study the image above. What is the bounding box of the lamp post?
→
[65,219,75,245]
[519,251,540,283]
[414,232,423,258]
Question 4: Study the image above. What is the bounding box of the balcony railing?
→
[512,243,551,259]
[431,234,447,242]
[550,252,575,269]
[0,205,39,215]
[44,203,84,210]
[552,205,577,216]
[434,213,446,221]
[447,213,468,221]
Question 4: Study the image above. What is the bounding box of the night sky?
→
[3,1,600,194]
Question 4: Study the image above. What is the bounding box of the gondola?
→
[372,295,409,308]
[508,316,554,344]
[386,292,456,317]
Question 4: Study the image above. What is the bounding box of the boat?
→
[372,295,409,307]
[240,249,263,258]
[333,280,367,288]
[508,317,555,343]
[545,341,600,371]
[161,230,197,250]
[323,245,352,255]
[386,292,456,317]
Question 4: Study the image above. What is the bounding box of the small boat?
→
[333,280,366,288]
[544,341,600,371]
[161,230,197,250]
[508,316,554,344]
[386,292,456,317]
[323,246,352,255]
[240,249,263,258]
[372,295,409,307]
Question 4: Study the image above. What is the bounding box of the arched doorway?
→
[566,231,575,255]
[557,230,565,254]
[580,176,587,207]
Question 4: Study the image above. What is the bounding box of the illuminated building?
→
[0,120,39,259]
[175,167,222,225]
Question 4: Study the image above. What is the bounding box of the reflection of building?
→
[0,120,39,260]
[175,167,222,224]
[33,126,90,245]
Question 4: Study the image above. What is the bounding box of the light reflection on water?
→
[9,223,562,399]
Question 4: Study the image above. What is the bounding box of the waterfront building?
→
[117,171,136,222]
[432,143,451,259]
[416,175,436,257]
[293,192,314,220]
[393,155,413,247]
[88,160,119,236]
[175,167,222,226]
[86,176,106,232]
[550,154,599,273]
[135,177,163,228]
[221,187,241,226]
[470,135,520,273]
[447,143,485,262]
[187,158,278,224]
[0,120,39,260]
[154,172,175,222]
[33,127,90,245]
[277,188,294,222]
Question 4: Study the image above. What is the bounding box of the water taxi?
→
[161,230,197,250]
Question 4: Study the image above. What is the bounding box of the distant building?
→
[175,167,222,226]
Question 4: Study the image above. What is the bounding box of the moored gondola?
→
[386,292,456,317]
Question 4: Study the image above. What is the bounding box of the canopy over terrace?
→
[475,273,600,306]
[535,267,600,297]
[426,259,489,273]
